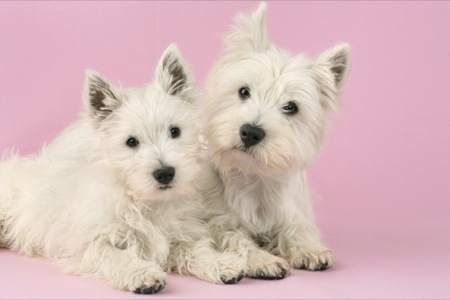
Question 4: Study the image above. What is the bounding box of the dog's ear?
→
[313,43,351,111]
[155,44,196,103]
[225,2,270,53]
[84,70,122,120]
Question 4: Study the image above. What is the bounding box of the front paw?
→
[289,248,335,271]
[179,250,247,285]
[215,251,248,284]
[248,250,290,280]
[133,279,166,294]
[220,271,245,284]
[130,269,167,294]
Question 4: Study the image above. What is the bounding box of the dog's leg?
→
[209,218,290,280]
[169,236,247,284]
[62,244,167,294]
[275,220,335,271]
[268,174,335,271]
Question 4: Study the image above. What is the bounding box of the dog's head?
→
[84,44,200,201]
[202,2,351,175]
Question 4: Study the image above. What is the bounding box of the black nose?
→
[153,167,175,185]
[240,123,265,148]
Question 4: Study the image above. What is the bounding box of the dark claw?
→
[133,281,165,294]
[315,262,329,271]
[256,270,265,278]
[141,286,155,294]
[297,259,310,270]
[220,275,235,284]
[221,272,245,284]
[252,268,288,280]
[254,274,284,280]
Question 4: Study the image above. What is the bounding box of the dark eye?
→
[238,87,251,100]
[126,137,139,148]
[282,101,298,115]
[170,127,180,138]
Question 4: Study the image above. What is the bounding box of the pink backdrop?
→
[1,1,449,298]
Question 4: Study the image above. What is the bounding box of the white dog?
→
[0,44,246,294]
[199,3,351,279]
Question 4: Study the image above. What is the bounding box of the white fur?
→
[199,2,351,279]
[0,44,246,294]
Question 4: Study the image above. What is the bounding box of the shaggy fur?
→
[198,3,351,279]
[0,44,246,294]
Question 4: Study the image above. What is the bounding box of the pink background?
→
[1,1,449,298]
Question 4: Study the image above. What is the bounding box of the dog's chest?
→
[222,173,290,234]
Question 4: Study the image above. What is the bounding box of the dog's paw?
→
[181,250,247,285]
[247,250,290,280]
[216,252,247,284]
[133,279,166,294]
[129,269,167,294]
[212,251,247,284]
[220,271,245,284]
[289,247,335,271]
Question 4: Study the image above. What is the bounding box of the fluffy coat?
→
[0,45,246,294]
[198,3,351,279]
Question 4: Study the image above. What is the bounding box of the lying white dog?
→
[0,44,246,294]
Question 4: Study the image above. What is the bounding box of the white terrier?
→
[199,3,351,279]
[0,44,246,294]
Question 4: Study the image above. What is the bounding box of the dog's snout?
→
[240,123,265,148]
[153,167,175,185]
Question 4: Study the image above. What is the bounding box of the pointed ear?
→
[313,43,351,111]
[225,2,270,53]
[155,44,196,102]
[84,70,122,120]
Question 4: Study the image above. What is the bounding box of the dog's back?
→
[0,153,107,256]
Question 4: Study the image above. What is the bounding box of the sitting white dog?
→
[0,44,246,294]
[199,3,351,279]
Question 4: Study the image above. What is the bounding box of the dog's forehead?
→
[117,86,192,129]
[231,50,310,80]
[228,52,315,100]
[125,85,181,111]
